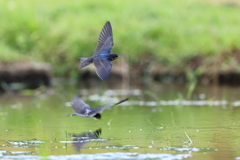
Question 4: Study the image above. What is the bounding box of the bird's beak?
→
[112,57,119,61]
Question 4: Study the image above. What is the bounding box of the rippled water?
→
[0,81,240,160]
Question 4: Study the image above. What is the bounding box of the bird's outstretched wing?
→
[93,57,112,80]
[93,98,129,113]
[71,95,90,114]
[94,21,114,54]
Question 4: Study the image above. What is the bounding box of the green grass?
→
[0,0,240,77]
[184,131,193,145]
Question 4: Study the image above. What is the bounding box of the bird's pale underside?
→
[68,95,128,119]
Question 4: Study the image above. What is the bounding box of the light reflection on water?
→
[0,151,192,160]
[0,83,240,159]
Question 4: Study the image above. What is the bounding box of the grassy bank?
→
[0,0,240,78]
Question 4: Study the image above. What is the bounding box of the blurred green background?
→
[0,0,240,78]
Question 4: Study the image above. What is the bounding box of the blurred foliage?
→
[0,0,240,77]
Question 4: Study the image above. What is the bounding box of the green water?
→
[0,82,240,160]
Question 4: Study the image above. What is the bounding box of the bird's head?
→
[94,113,101,119]
[109,53,119,61]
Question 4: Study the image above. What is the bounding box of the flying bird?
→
[70,128,101,152]
[68,95,128,119]
[79,21,119,80]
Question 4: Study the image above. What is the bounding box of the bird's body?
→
[79,21,119,80]
[68,95,128,119]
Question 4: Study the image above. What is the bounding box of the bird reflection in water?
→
[69,128,102,152]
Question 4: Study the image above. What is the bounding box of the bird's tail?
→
[97,98,129,112]
[79,58,93,69]
[113,98,129,106]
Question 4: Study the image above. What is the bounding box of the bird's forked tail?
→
[79,58,93,69]
[113,98,129,106]
[97,98,129,112]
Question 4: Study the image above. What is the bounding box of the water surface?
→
[0,81,240,159]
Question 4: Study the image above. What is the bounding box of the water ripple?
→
[0,150,192,160]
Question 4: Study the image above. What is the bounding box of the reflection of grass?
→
[144,90,161,101]
[146,119,165,138]
[94,141,101,149]
[184,132,193,145]
[147,119,155,127]
[147,119,164,130]
[170,112,176,146]
[0,0,240,76]
[63,129,68,140]
[175,72,197,101]
[186,71,198,99]
[63,129,68,151]
[107,118,112,126]
[187,80,197,100]
[39,143,50,159]
[170,132,175,147]
[52,132,57,141]
[171,112,176,126]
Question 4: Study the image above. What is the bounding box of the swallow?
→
[70,128,101,152]
[68,95,128,119]
[79,21,119,80]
